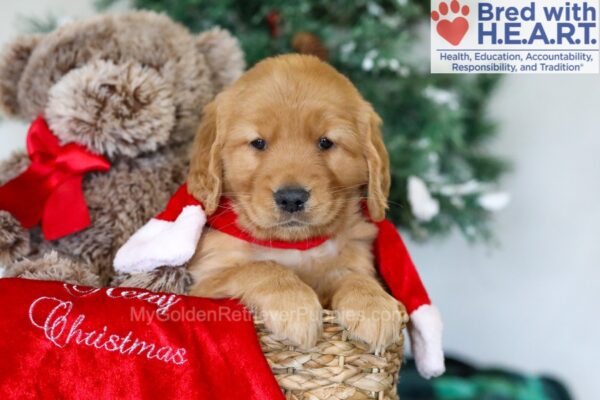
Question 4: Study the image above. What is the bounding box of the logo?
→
[431,0,600,74]
[431,0,471,46]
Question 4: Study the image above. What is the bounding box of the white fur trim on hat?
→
[114,205,206,273]
[408,304,445,379]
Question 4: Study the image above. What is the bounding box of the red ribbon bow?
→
[0,116,110,240]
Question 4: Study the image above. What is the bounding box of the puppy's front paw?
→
[255,284,323,350]
[333,289,406,352]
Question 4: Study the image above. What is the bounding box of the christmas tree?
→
[97,0,508,242]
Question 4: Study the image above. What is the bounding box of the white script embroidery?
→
[63,284,181,315]
[29,296,187,365]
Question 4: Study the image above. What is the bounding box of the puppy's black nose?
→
[274,187,309,213]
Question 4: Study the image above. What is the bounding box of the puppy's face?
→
[188,55,390,240]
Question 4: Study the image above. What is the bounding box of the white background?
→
[0,1,599,399]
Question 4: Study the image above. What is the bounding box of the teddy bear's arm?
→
[3,251,100,286]
[0,151,32,265]
[0,150,29,186]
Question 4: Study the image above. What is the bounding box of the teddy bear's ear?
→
[0,35,41,117]
[195,27,245,93]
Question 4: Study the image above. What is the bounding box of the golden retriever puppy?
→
[186,54,402,350]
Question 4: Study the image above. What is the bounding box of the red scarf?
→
[156,187,329,251]
[0,116,110,240]
[157,184,431,314]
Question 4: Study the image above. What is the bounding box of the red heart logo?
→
[436,17,469,46]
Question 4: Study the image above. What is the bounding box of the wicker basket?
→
[254,310,408,400]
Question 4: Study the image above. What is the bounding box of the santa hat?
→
[114,185,206,273]
[114,184,445,379]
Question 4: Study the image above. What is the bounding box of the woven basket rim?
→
[254,308,407,400]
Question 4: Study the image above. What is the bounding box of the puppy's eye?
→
[318,137,334,151]
[250,138,267,150]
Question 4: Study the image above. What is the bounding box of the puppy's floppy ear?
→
[187,100,223,215]
[363,105,390,222]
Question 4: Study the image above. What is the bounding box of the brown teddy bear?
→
[0,11,244,291]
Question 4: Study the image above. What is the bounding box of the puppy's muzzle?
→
[274,187,309,213]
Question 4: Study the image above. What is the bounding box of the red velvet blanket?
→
[0,278,284,400]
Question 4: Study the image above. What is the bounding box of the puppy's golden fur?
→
[187,55,403,350]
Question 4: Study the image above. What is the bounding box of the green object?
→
[399,357,573,400]
[98,0,508,242]
[18,13,61,33]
